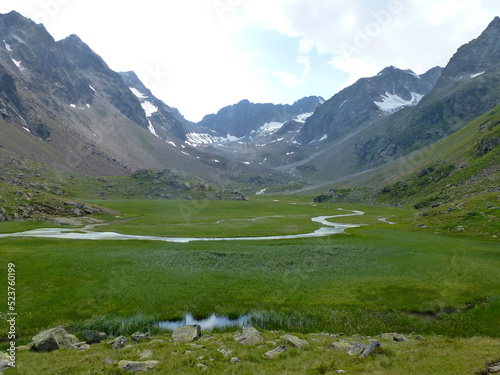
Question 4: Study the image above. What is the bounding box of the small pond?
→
[158,313,249,331]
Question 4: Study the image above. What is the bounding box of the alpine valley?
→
[0,10,499,375]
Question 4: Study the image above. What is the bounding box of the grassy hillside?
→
[8,331,500,374]
[315,105,500,236]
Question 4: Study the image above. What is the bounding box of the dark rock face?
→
[437,17,500,91]
[351,17,500,168]
[197,96,324,138]
[298,66,443,145]
[120,71,188,141]
[57,35,149,129]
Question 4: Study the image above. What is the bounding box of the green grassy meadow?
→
[0,198,498,344]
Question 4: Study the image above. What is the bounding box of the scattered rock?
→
[139,350,153,360]
[108,336,128,349]
[0,360,11,373]
[31,327,80,352]
[489,365,500,372]
[131,332,151,342]
[328,340,351,351]
[234,325,264,346]
[118,360,160,373]
[360,340,381,359]
[172,325,201,342]
[379,333,409,342]
[263,345,286,359]
[83,330,108,344]
[230,357,241,364]
[217,348,232,357]
[346,342,365,356]
[0,352,11,373]
[104,358,117,365]
[52,217,83,226]
[75,342,91,351]
[282,334,309,348]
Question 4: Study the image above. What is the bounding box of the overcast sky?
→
[1,1,499,122]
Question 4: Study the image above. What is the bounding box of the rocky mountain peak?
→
[436,16,500,90]
[196,96,324,139]
[297,64,443,144]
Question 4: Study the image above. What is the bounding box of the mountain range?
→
[0,10,499,202]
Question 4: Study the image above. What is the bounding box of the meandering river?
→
[0,209,364,242]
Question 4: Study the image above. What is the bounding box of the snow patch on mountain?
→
[129,87,147,99]
[470,71,485,79]
[141,101,158,117]
[147,120,158,137]
[3,40,13,52]
[256,121,285,134]
[185,132,241,147]
[294,112,314,123]
[374,92,424,114]
[11,58,22,69]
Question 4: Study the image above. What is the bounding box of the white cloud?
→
[263,68,299,88]
[296,56,310,79]
[280,0,500,91]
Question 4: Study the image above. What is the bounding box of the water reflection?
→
[158,313,249,331]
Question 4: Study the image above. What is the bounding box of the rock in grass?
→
[108,336,128,349]
[131,332,151,342]
[31,327,80,352]
[360,340,381,359]
[217,348,232,357]
[231,357,241,364]
[75,342,91,351]
[379,333,409,342]
[282,334,309,348]
[346,342,365,356]
[139,350,153,360]
[118,360,160,372]
[172,325,201,342]
[327,340,350,351]
[263,345,286,359]
[234,325,264,346]
[489,365,500,372]
[83,330,108,344]
[0,360,11,373]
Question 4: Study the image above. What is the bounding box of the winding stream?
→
[0,209,365,243]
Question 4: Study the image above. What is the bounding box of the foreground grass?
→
[8,330,500,374]
[0,199,498,346]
